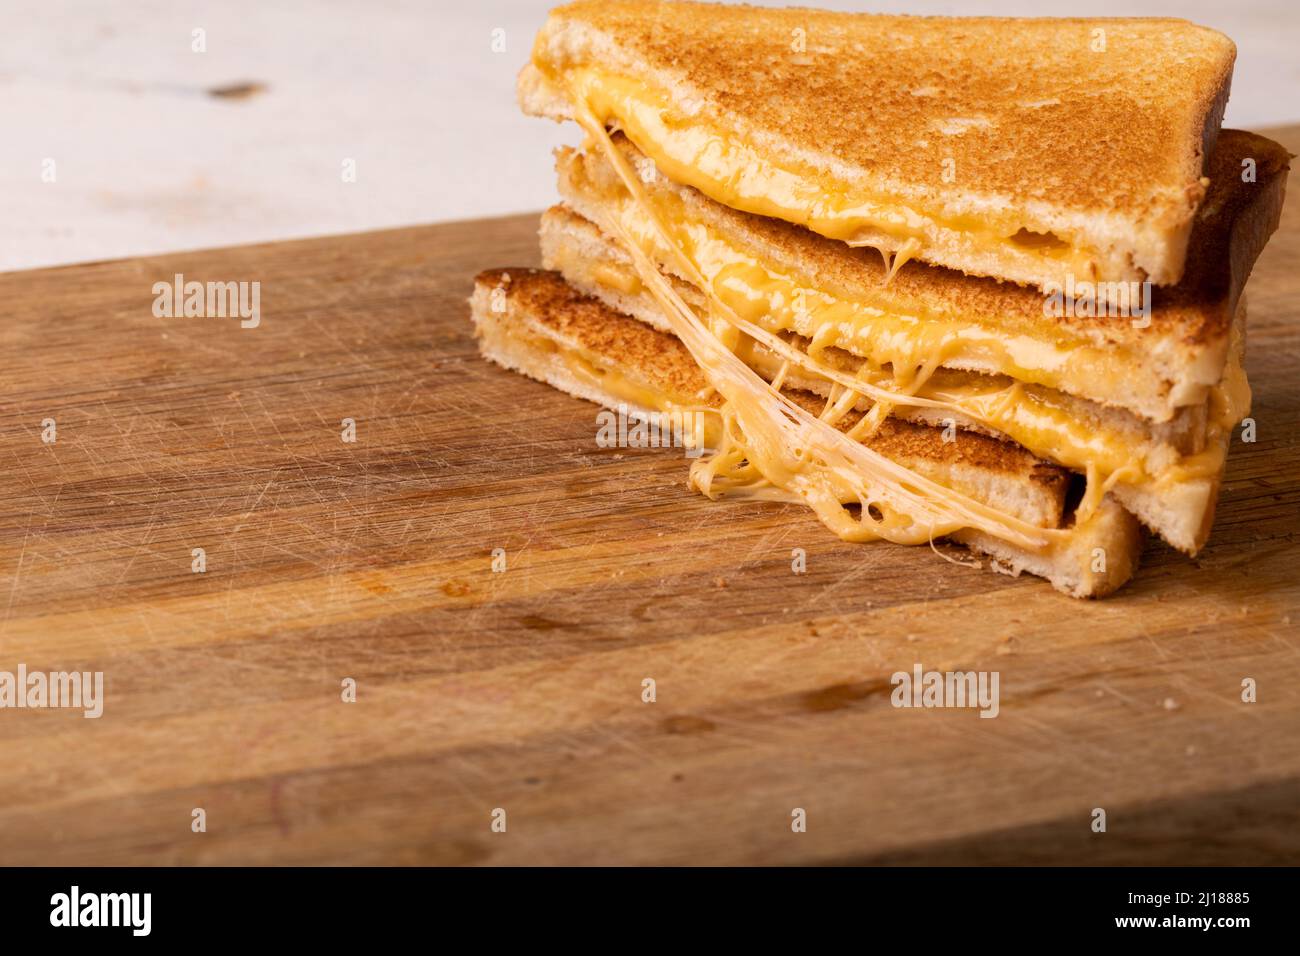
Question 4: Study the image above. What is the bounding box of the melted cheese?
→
[507,323,721,449]
[566,95,1066,552]
[559,345,719,450]
[554,65,1101,276]
[564,349,675,413]
[592,263,643,296]
[575,176,1257,495]
[576,209,1172,486]
[1154,332,1250,485]
[600,179,1116,385]
[543,72,1247,561]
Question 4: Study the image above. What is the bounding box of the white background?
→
[5,0,1297,271]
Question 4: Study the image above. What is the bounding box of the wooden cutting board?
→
[2,127,1298,867]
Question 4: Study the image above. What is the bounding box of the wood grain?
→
[1,128,1298,866]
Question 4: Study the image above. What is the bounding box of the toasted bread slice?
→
[521,1,1237,289]
[553,131,1285,424]
[540,202,1248,553]
[470,268,1144,597]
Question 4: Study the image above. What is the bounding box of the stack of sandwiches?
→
[470,0,1289,596]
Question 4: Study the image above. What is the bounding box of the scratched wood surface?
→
[1,128,1298,867]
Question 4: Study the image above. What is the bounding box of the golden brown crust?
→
[538,206,1245,554]
[473,267,1069,498]
[529,0,1238,283]
[475,267,714,403]
[1174,130,1291,341]
[471,267,1145,595]
[556,130,1288,419]
[954,495,1146,598]
[541,201,1209,455]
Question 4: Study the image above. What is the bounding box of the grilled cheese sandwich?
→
[560,99,1135,556]
[521,1,1239,290]
[554,130,1285,425]
[546,206,1250,489]
[542,123,1275,552]
[544,66,1105,276]
[472,268,1146,596]
[476,0,1287,596]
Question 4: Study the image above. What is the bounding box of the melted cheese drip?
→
[544,72,1250,558]
[594,178,1124,407]
[576,185,1248,492]
[570,97,1063,552]
[558,66,1101,277]
[1153,334,1250,486]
